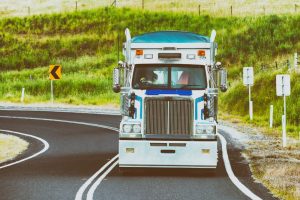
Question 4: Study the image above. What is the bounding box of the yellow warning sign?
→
[49,65,62,80]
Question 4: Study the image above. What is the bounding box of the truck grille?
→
[145,98,193,135]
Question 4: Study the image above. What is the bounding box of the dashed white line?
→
[0,129,49,170]
[217,133,262,200]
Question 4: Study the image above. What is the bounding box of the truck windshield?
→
[132,64,207,90]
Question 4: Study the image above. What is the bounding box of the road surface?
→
[0,110,277,200]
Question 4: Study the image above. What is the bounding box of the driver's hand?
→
[140,77,152,84]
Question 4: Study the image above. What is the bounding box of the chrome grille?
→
[145,98,193,135]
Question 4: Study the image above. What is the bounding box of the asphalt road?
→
[0,110,278,200]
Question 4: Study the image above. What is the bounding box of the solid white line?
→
[217,133,262,200]
[75,155,119,200]
[0,129,49,170]
[0,107,120,116]
[0,115,119,200]
[86,159,119,200]
[0,114,261,199]
[0,116,119,132]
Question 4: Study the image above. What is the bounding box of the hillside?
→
[0,7,299,134]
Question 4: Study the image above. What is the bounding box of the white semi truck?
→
[113,28,227,169]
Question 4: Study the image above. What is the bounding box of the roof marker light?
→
[136,49,143,56]
[198,50,206,56]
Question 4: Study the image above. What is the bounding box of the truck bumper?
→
[119,139,218,168]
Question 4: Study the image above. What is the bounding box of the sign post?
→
[49,65,62,103]
[243,67,254,120]
[276,75,291,147]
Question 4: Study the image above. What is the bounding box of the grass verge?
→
[0,133,29,164]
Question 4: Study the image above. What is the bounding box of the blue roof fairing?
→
[131,31,210,43]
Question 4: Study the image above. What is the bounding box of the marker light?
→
[136,49,143,56]
[187,54,196,59]
[198,50,205,56]
[144,54,153,59]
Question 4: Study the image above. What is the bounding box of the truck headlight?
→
[123,124,132,133]
[206,126,214,134]
[196,125,215,134]
[133,124,141,133]
[196,126,205,134]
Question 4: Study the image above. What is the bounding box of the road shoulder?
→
[219,120,299,200]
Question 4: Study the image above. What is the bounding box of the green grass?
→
[0,7,299,133]
[0,54,119,105]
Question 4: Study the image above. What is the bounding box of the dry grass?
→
[220,118,300,200]
[1,0,300,17]
[0,133,29,164]
[246,139,300,200]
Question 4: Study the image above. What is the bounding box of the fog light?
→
[123,124,132,133]
[202,149,210,154]
[126,148,135,153]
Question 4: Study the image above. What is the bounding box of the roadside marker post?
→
[276,75,291,147]
[243,67,254,120]
[294,52,298,69]
[49,65,62,104]
[21,88,25,103]
[270,105,273,128]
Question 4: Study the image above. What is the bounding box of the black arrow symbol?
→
[51,66,60,79]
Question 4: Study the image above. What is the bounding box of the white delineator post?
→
[21,88,25,103]
[249,85,253,120]
[294,52,298,69]
[276,75,291,148]
[243,67,254,120]
[270,105,273,128]
[51,80,54,104]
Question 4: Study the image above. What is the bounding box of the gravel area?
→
[219,120,300,200]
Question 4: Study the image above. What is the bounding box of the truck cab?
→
[113,29,227,169]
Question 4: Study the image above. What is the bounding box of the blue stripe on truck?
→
[195,96,204,120]
[145,89,192,96]
[135,95,143,119]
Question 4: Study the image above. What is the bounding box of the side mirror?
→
[219,69,228,92]
[113,67,121,93]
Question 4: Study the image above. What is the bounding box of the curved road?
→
[0,110,277,200]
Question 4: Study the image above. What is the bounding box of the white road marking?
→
[0,115,119,200]
[0,116,119,132]
[0,114,262,199]
[217,133,262,200]
[0,129,49,170]
[0,107,120,116]
[75,155,119,200]
[86,159,119,200]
